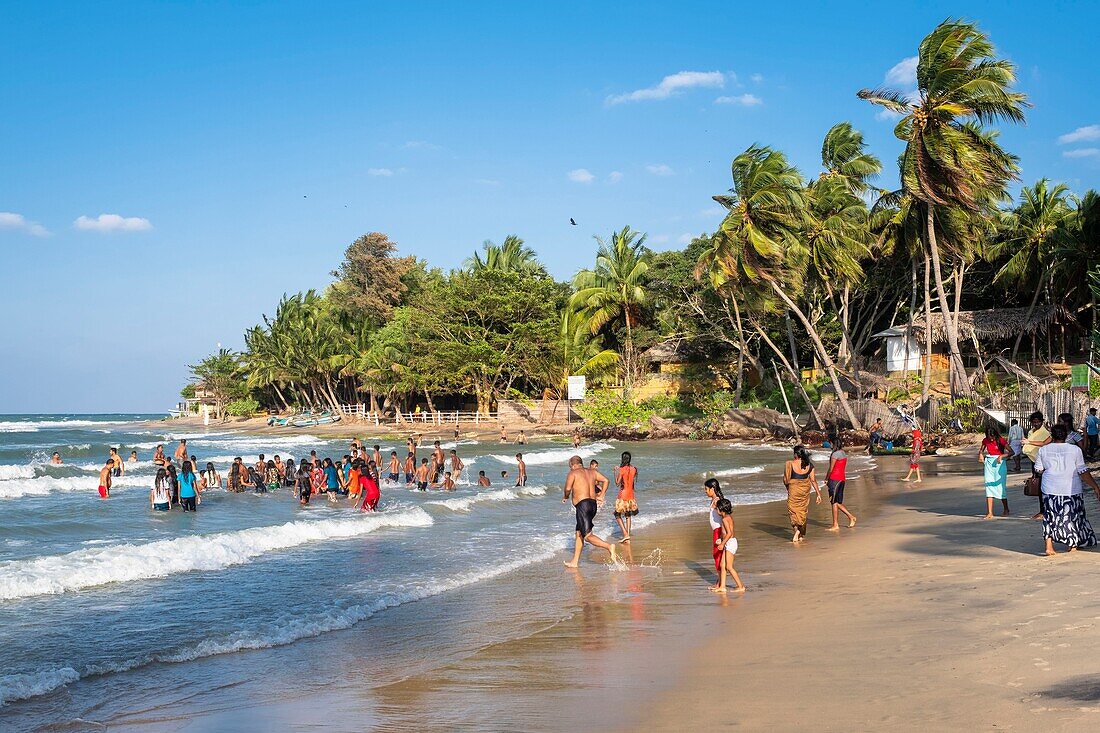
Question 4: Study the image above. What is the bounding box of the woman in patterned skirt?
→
[1035,424,1100,555]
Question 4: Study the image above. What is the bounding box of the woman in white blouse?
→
[1035,424,1100,555]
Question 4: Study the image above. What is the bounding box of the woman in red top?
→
[826,438,857,530]
[614,451,638,543]
[360,460,381,512]
[979,426,1010,518]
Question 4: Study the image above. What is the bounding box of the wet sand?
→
[116,454,1100,732]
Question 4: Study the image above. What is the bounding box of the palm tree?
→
[859,19,1027,396]
[992,179,1072,359]
[465,235,543,274]
[819,122,881,195]
[699,144,863,429]
[569,226,650,389]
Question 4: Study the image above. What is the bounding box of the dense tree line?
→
[187,20,1099,428]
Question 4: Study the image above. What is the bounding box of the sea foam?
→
[0,508,433,601]
[428,484,548,512]
[488,441,613,466]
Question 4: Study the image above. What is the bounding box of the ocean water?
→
[0,415,874,730]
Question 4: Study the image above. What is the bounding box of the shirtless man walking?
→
[563,456,616,568]
[174,439,188,465]
[450,449,464,479]
[431,441,446,482]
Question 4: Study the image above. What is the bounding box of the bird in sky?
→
[569,218,576,226]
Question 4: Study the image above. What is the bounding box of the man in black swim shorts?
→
[562,456,616,568]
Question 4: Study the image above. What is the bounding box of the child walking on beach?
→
[713,499,745,594]
[903,427,923,483]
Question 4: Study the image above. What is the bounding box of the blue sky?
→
[2,1,1098,412]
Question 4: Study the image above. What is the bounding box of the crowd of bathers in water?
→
[78,435,541,513]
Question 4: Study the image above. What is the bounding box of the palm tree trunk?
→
[785,312,801,372]
[423,388,437,416]
[750,320,824,428]
[1011,274,1044,361]
[768,280,862,430]
[623,311,634,392]
[925,204,973,398]
[731,298,746,407]
[273,383,290,412]
[921,246,934,405]
[903,259,917,382]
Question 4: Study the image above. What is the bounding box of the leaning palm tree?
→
[698,144,863,429]
[569,226,650,389]
[465,235,543,274]
[992,179,1073,359]
[858,18,1027,396]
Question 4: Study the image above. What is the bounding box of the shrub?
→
[225,398,260,417]
[576,391,653,428]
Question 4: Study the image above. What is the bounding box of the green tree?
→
[569,226,651,390]
[859,18,1027,396]
[188,349,245,420]
[992,179,1072,359]
[699,144,863,428]
[465,235,544,275]
[408,270,564,414]
[329,232,416,326]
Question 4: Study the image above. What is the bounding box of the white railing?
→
[335,406,497,425]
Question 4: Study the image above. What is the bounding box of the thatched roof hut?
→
[912,306,1063,345]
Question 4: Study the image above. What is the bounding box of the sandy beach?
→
[104,451,1100,732]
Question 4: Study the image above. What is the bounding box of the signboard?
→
[1072,363,1089,393]
[567,375,587,401]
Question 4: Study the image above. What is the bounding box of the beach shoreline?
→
[132,453,1100,732]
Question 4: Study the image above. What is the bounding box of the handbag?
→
[1023,476,1041,497]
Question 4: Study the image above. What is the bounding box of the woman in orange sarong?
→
[783,445,823,543]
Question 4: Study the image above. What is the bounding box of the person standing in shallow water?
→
[614,451,638,542]
[704,478,726,586]
[826,438,857,530]
[563,456,617,568]
[783,446,822,543]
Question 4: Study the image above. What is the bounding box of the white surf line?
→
[0,508,433,601]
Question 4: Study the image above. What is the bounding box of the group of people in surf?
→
[86,435,535,514]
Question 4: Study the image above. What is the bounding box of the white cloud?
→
[646,164,675,176]
[677,233,694,245]
[650,234,670,244]
[1063,148,1100,159]
[876,108,904,121]
[1058,125,1100,144]
[715,93,762,106]
[403,140,441,150]
[885,56,919,86]
[606,171,623,183]
[568,168,595,183]
[606,70,725,105]
[750,73,764,84]
[367,167,394,176]
[472,178,501,185]
[73,214,152,232]
[0,212,49,237]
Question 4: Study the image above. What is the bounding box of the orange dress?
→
[615,465,638,517]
